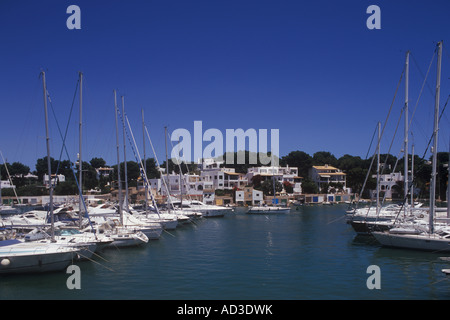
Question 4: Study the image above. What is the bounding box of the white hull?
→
[103,230,149,248]
[0,240,79,274]
[372,231,450,252]
[170,200,231,218]
[247,206,290,214]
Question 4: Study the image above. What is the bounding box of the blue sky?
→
[0,0,449,170]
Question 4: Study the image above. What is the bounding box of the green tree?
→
[283,181,294,193]
[280,150,312,178]
[35,156,59,181]
[80,161,98,191]
[222,151,280,174]
[301,178,318,194]
[54,181,78,195]
[145,158,160,179]
[251,174,263,190]
[261,178,282,196]
[312,151,337,167]
[90,157,106,169]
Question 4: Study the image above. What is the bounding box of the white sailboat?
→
[247,205,290,214]
[372,42,450,251]
[105,91,151,247]
[0,71,82,273]
[170,199,230,217]
[0,239,81,274]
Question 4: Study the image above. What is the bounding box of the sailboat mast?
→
[114,90,123,225]
[447,138,449,219]
[122,96,129,210]
[78,71,83,227]
[376,121,381,213]
[165,126,171,213]
[430,41,442,234]
[411,142,414,207]
[404,51,409,211]
[142,108,148,215]
[0,161,2,206]
[41,71,55,242]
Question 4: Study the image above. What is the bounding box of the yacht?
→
[247,205,290,214]
[171,200,230,217]
[0,239,81,274]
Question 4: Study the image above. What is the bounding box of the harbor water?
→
[1,204,450,300]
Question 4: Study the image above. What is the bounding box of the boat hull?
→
[247,207,290,214]
[0,243,78,274]
[372,231,450,252]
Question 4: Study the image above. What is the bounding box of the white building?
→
[149,172,213,203]
[371,172,404,199]
[235,187,263,206]
[199,158,248,190]
[309,165,346,191]
[246,165,302,194]
[43,174,65,188]
[95,167,114,180]
[0,180,15,189]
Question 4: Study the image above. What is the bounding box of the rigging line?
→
[410,51,436,99]
[47,91,96,234]
[371,109,405,221]
[46,78,79,176]
[144,124,173,209]
[119,108,161,215]
[0,151,20,202]
[421,94,450,160]
[409,51,436,132]
[378,108,403,179]
[392,96,450,223]
[364,123,378,160]
[354,66,405,210]
[167,131,194,202]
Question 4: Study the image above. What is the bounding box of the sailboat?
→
[0,151,21,215]
[0,239,81,274]
[348,51,431,235]
[0,71,82,274]
[372,42,450,251]
[98,90,150,247]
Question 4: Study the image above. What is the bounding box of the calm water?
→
[1,204,450,300]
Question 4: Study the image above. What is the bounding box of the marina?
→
[1,204,450,300]
[0,1,449,304]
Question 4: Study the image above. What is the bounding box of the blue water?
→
[1,204,450,300]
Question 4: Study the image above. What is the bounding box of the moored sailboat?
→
[372,42,450,251]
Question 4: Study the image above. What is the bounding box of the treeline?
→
[1,150,448,200]
[278,150,449,201]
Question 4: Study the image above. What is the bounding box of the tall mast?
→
[122,96,129,210]
[376,121,381,213]
[78,71,83,228]
[411,142,414,207]
[165,126,171,213]
[0,160,2,206]
[142,108,148,215]
[447,139,450,218]
[41,71,55,242]
[179,135,183,209]
[447,137,449,219]
[430,41,442,234]
[404,51,409,211]
[114,90,123,225]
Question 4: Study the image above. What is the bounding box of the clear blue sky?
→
[0,0,449,171]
